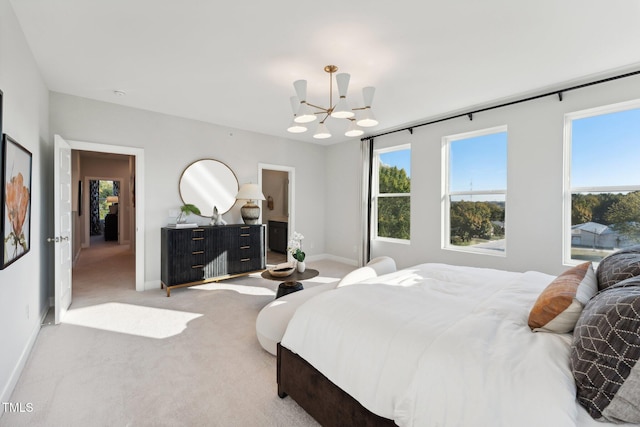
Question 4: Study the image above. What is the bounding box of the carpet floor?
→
[1,242,355,426]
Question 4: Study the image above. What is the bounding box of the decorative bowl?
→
[268,263,295,277]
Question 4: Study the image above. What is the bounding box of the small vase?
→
[297,261,306,273]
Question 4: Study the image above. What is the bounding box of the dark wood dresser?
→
[160,224,266,296]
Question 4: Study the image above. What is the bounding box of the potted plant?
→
[288,232,306,272]
[176,203,201,223]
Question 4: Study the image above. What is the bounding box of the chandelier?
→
[287,65,378,139]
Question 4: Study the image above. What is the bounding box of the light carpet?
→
[1,242,355,426]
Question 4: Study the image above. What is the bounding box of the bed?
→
[277,259,640,427]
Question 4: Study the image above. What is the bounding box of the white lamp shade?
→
[235,183,266,201]
[293,80,307,101]
[335,73,350,96]
[345,120,364,137]
[295,102,317,123]
[287,120,307,133]
[356,108,378,127]
[293,80,317,123]
[331,97,354,119]
[313,122,332,139]
[289,96,308,132]
[362,86,376,107]
[289,96,300,113]
[331,73,354,118]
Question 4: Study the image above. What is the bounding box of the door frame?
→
[66,139,145,291]
[258,163,295,244]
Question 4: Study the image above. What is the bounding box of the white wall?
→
[0,0,50,404]
[325,139,362,263]
[49,92,327,290]
[325,71,640,276]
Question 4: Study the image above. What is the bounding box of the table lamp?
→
[235,183,266,224]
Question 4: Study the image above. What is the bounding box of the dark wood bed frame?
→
[277,343,397,427]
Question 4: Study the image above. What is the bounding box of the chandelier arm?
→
[305,101,330,113]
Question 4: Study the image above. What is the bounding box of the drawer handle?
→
[192,237,204,241]
[192,265,204,269]
[240,226,250,229]
[240,258,250,262]
[240,234,250,237]
[193,229,205,232]
[192,250,204,255]
[240,246,250,249]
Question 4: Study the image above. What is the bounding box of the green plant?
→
[181,204,201,215]
[177,203,201,222]
[292,248,306,262]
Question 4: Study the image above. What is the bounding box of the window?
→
[372,145,411,242]
[443,126,507,254]
[98,180,116,220]
[565,101,640,264]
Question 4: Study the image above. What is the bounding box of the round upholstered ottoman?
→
[256,282,336,355]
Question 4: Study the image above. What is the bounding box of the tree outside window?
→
[373,145,411,241]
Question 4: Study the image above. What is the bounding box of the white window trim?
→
[563,99,640,265]
[372,143,411,243]
[442,125,507,256]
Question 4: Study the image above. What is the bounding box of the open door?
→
[52,135,72,324]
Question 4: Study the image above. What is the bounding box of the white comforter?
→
[280,263,622,427]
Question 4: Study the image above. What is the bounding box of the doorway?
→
[258,163,295,266]
[66,139,145,292]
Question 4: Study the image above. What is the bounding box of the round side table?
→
[261,268,319,299]
[275,281,304,298]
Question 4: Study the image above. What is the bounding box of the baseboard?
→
[307,253,358,266]
[144,279,162,291]
[0,318,41,408]
[40,305,50,324]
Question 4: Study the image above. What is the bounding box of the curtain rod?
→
[361,69,640,141]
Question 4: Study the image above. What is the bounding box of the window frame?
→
[442,125,508,256]
[372,143,411,244]
[563,99,640,265]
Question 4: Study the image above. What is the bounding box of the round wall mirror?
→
[179,159,239,217]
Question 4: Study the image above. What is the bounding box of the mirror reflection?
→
[179,159,238,217]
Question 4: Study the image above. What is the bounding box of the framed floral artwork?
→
[1,134,32,269]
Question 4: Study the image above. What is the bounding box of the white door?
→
[53,135,72,324]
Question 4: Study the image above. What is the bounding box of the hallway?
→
[71,239,136,308]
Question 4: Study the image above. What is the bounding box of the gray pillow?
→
[570,277,640,423]
[596,245,640,291]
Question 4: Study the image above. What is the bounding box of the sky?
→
[380,150,411,177]
[379,106,640,192]
[450,131,507,192]
[571,108,640,188]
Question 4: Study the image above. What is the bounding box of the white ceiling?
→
[9,0,640,145]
